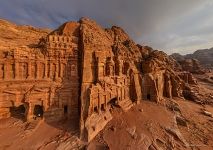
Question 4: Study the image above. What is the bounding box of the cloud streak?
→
[0,0,213,54]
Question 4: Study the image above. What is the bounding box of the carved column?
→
[103,64,106,77]
[49,62,52,79]
[26,103,33,121]
[55,62,59,80]
[125,87,128,99]
[59,62,63,78]
[4,62,9,80]
[49,87,55,106]
[27,61,31,79]
[44,92,48,111]
[15,60,19,79]
[97,58,106,80]
[98,92,101,113]
[117,87,119,101]
[123,87,126,100]
[120,87,122,101]
[119,61,123,76]
[44,61,48,79]
[109,65,114,76]
[104,95,107,110]
[36,62,40,79]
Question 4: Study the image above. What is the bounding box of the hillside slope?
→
[171,48,213,68]
[0,19,51,50]
[0,18,212,150]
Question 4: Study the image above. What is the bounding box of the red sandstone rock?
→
[0,17,199,142]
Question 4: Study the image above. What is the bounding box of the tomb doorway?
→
[10,104,26,120]
[33,105,44,118]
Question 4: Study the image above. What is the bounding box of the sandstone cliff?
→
[0,19,51,50]
[0,17,201,144]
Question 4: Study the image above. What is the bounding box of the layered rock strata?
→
[0,18,190,142]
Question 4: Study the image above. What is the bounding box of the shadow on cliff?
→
[42,55,81,135]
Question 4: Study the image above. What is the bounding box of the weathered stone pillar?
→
[26,103,34,121]
[184,73,189,84]
[123,87,126,100]
[43,92,48,111]
[133,73,142,103]
[98,93,101,113]
[55,62,59,80]
[15,61,19,79]
[109,65,114,76]
[104,95,107,110]
[27,61,31,79]
[97,61,105,80]
[122,87,125,100]
[49,87,55,106]
[59,62,63,78]
[125,87,129,99]
[4,62,9,80]
[44,61,48,79]
[119,61,123,76]
[60,61,66,79]
[49,62,53,79]
[36,62,40,79]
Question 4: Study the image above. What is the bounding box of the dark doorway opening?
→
[107,98,117,106]
[64,105,68,114]
[10,105,26,120]
[147,94,151,100]
[94,106,98,113]
[101,104,105,111]
[33,105,43,117]
[182,90,194,101]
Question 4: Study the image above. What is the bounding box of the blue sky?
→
[0,0,213,54]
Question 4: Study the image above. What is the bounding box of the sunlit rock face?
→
[0,18,187,142]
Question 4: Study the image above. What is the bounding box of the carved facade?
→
[0,31,79,122]
[0,18,187,142]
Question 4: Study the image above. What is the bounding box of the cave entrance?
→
[147,94,151,100]
[94,106,98,113]
[101,104,105,111]
[33,105,43,118]
[107,98,117,106]
[64,105,68,115]
[10,105,26,120]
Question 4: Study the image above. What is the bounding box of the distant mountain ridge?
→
[171,48,213,67]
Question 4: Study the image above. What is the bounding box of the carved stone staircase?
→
[20,119,41,139]
[27,120,39,130]
[118,99,133,112]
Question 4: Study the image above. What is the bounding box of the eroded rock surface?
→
[0,17,207,144]
[171,48,213,70]
[179,59,206,74]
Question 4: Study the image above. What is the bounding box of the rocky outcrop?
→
[141,51,183,102]
[178,72,197,85]
[0,19,51,50]
[0,17,192,142]
[0,21,80,123]
[185,48,213,67]
[179,59,205,74]
[171,48,213,70]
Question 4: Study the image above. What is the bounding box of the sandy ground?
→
[88,73,213,150]
[87,99,213,150]
[0,118,82,150]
